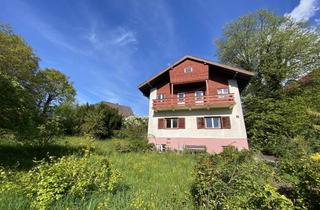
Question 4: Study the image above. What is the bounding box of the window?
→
[205,117,221,128]
[184,66,193,73]
[157,93,166,101]
[195,91,204,101]
[217,88,229,95]
[166,118,178,128]
[177,92,185,103]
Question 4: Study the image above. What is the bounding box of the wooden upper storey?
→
[138,55,254,97]
[170,59,209,84]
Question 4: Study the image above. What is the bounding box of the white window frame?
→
[184,66,193,73]
[217,88,229,95]
[204,117,221,129]
[157,93,166,102]
[177,92,185,104]
[166,118,178,129]
[195,91,204,103]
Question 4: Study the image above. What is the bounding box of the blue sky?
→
[1,0,319,115]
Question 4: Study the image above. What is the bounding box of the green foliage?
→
[279,154,320,209]
[33,116,63,147]
[1,154,121,210]
[0,137,196,210]
[191,148,293,209]
[0,24,40,135]
[114,138,154,153]
[0,24,76,145]
[114,116,148,139]
[245,96,315,155]
[81,103,122,139]
[216,9,320,97]
[54,102,82,135]
[36,68,76,117]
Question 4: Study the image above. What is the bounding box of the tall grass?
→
[0,137,197,209]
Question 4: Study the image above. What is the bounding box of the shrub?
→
[14,116,63,147]
[20,154,121,209]
[245,96,314,156]
[114,138,154,153]
[114,116,147,139]
[81,103,122,139]
[279,153,320,209]
[191,148,293,209]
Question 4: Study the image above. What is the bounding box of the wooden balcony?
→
[153,94,235,111]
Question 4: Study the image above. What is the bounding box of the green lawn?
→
[0,137,197,209]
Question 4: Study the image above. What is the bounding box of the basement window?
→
[184,66,193,73]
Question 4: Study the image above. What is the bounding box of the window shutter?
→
[221,116,231,129]
[158,118,165,129]
[178,118,185,129]
[197,117,205,129]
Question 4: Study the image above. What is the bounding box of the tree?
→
[36,68,76,117]
[0,23,75,145]
[216,10,320,97]
[81,103,122,139]
[0,24,40,134]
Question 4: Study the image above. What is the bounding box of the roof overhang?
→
[138,55,254,97]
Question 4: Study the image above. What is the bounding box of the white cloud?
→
[113,28,137,46]
[286,0,320,22]
[86,26,137,49]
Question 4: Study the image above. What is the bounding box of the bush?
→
[0,154,121,210]
[279,153,320,209]
[114,116,147,139]
[14,116,63,147]
[81,103,122,139]
[114,139,154,153]
[191,148,293,209]
[245,96,314,156]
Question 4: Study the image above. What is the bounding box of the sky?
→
[1,0,320,116]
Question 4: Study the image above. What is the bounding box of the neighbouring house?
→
[102,101,134,117]
[138,55,254,153]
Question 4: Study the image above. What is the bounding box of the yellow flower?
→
[310,152,320,161]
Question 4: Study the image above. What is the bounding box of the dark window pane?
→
[205,117,213,128]
[213,117,221,128]
[172,118,178,128]
[166,119,171,128]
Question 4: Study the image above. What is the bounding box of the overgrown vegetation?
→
[192,148,294,209]
[1,9,320,210]
[1,152,121,210]
[0,137,196,210]
[217,9,320,156]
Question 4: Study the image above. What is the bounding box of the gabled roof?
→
[138,55,254,96]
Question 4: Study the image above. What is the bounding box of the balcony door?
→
[217,88,229,99]
[177,92,185,104]
[195,91,204,104]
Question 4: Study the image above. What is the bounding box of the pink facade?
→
[149,137,249,153]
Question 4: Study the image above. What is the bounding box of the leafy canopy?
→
[216,9,320,97]
[36,68,76,116]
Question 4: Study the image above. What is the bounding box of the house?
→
[138,55,254,153]
[102,101,134,117]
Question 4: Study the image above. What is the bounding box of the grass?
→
[0,136,198,209]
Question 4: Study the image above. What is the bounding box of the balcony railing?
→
[153,94,235,111]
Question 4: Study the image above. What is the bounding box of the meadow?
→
[0,137,197,209]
